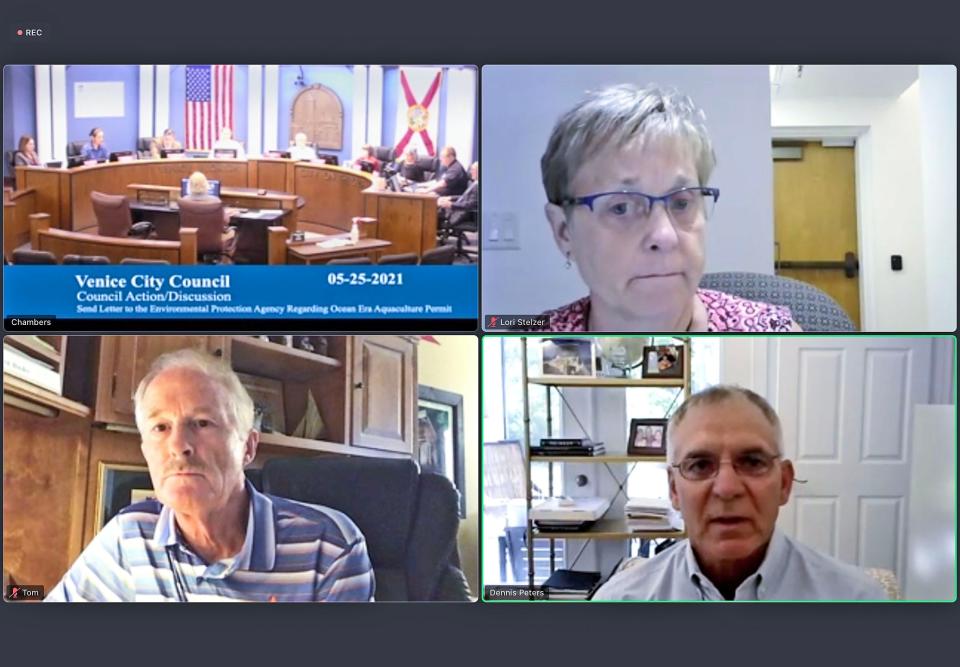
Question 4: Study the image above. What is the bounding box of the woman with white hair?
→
[536,84,799,332]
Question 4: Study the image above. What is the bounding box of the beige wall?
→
[418,335,479,598]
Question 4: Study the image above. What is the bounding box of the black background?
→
[2,0,958,664]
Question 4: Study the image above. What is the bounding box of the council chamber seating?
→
[11,248,57,264]
[420,245,456,265]
[15,157,442,262]
[90,191,155,239]
[378,252,418,265]
[136,137,154,159]
[177,198,236,264]
[62,254,110,265]
[372,145,397,167]
[260,457,471,601]
[66,140,86,158]
[416,155,440,181]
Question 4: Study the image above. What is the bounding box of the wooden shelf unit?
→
[534,517,686,541]
[531,454,668,464]
[4,335,63,367]
[520,336,692,589]
[528,376,686,388]
[230,336,341,382]
[3,373,91,419]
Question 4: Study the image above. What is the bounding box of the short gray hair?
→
[134,348,256,445]
[667,385,782,462]
[541,84,717,205]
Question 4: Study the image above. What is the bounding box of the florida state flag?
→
[394,67,442,157]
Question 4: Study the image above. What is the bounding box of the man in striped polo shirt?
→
[46,349,375,602]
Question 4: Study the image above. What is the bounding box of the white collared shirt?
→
[593,528,887,601]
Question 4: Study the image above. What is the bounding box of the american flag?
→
[185,65,234,150]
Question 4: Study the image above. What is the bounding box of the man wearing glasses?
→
[594,386,885,600]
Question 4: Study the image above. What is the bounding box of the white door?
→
[772,337,932,583]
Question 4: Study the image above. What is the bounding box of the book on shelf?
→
[3,343,62,395]
[533,520,596,532]
[625,518,682,532]
[624,497,672,513]
[542,569,602,599]
[531,445,607,457]
[539,438,598,447]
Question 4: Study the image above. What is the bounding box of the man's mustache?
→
[164,464,208,476]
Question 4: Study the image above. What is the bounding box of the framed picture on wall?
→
[418,385,466,517]
[236,372,286,434]
[540,338,596,377]
[627,418,669,457]
[641,344,684,379]
[95,463,154,532]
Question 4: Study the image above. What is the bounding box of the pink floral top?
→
[533,289,795,332]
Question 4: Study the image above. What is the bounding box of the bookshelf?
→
[2,336,86,416]
[520,336,691,588]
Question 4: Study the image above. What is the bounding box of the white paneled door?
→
[772,338,932,583]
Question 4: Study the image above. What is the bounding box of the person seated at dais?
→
[288,132,316,161]
[399,148,426,182]
[14,135,41,166]
[81,127,109,162]
[438,161,478,225]
[352,144,381,173]
[534,84,801,332]
[425,146,469,197]
[210,126,246,160]
[150,128,182,158]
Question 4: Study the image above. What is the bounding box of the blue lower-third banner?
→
[3,265,477,320]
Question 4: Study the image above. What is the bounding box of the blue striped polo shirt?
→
[45,481,375,602]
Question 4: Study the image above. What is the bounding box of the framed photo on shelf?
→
[95,463,154,531]
[641,344,684,379]
[541,338,595,377]
[236,372,286,434]
[627,418,668,456]
[418,385,466,517]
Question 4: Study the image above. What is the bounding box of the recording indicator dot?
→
[17,29,24,36]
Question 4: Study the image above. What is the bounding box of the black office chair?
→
[316,153,339,165]
[3,151,16,188]
[450,215,478,263]
[66,140,87,160]
[416,156,440,181]
[137,137,155,159]
[11,249,57,265]
[260,457,471,601]
[327,256,373,265]
[372,146,397,164]
[62,254,111,265]
[420,245,456,265]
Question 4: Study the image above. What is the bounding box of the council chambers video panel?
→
[3,334,479,602]
[2,65,478,331]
